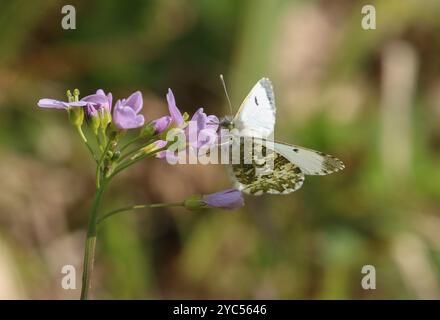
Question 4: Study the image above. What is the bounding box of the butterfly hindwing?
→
[229,138,305,195]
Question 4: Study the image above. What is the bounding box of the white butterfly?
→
[220,78,344,195]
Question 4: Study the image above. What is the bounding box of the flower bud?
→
[203,189,244,210]
[140,140,167,155]
[111,151,121,160]
[184,189,244,211]
[140,122,156,139]
[81,89,113,131]
[100,109,112,131]
[86,104,100,135]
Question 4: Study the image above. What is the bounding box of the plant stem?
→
[76,125,98,163]
[96,134,104,153]
[100,128,108,147]
[95,140,112,189]
[118,137,154,162]
[109,148,166,180]
[119,135,142,153]
[97,202,183,224]
[80,137,165,299]
[80,182,107,300]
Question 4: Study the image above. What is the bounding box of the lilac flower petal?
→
[37,99,67,109]
[112,91,144,129]
[134,114,145,127]
[185,108,206,148]
[201,115,220,148]
[206,115,219,131]
[166,89,184,126]
[124,91,143,113]
[86,103,98,117]
[182,108,220,150]
[203,189,244,210]
[116,106,144,129]
[152,116,172,134]
[82,89,113,116]
[154,140,168,149]
[113,100,122,122]
[198,128,218,148]
[107,92,113,112]
[192,108,207,129]
[81,94,108,105]
[37,98,86,109]
[69,101,88,107]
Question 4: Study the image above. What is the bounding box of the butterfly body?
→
[219,116,234,131]
[221,78,344,195]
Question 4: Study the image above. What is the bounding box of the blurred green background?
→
[1,0,440,299]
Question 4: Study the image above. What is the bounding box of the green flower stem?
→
[109,147,166,179]
[81,133,112,299]
[95,140,112,189]
[119,135,143,153]
[100,128,108,147]
[118,138,155,162]
[76,125,98,163]
[80,180,107,300]
[95,134,104,153]
[76,124,87,142]
[97,202,184,225]
[80,136,165,299]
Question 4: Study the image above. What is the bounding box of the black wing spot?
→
[254,96,259,106]
[293,148,299,153]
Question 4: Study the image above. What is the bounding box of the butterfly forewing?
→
[273,142,345,175]
[233,78,276,139]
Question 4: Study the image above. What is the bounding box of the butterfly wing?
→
[273,141,345,175]
[228,78,344,195]
[233,78,276,139]
[230,138,305,195]
[231,159,305,195]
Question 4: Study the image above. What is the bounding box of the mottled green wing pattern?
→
[230,139,305,195]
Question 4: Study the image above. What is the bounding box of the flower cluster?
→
[37,88,244,210]
[38,86,244,299]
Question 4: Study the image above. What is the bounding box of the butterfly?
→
[219,78,344,195]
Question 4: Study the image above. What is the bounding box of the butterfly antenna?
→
[220,74,233,115]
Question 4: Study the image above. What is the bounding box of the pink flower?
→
[113,91,145,129]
